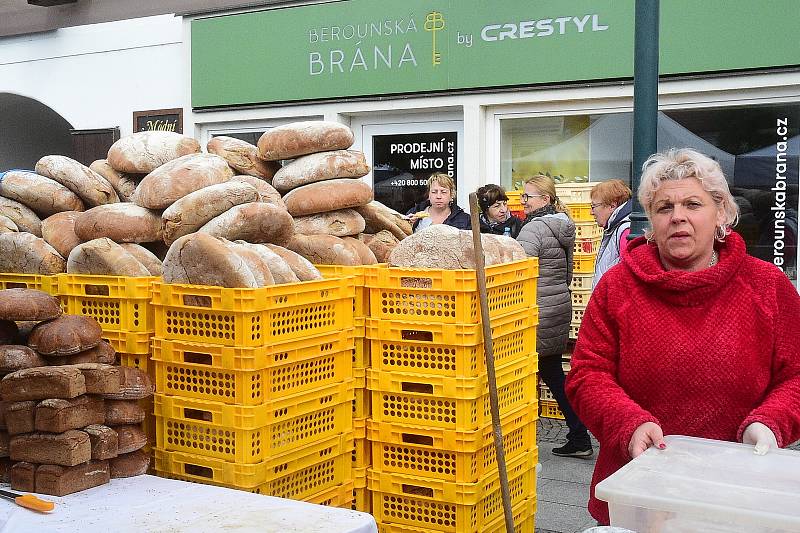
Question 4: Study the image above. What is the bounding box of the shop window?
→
[211,131,264,145]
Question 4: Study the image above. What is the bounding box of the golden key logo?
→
[424,11,445,66]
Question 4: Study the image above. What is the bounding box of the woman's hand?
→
[742,422,778,455]
[628,422,666,459]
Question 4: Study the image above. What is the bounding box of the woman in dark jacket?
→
[407,173,471,231]
[476,184,523,238]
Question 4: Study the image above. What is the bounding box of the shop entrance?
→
[0,93,75,170]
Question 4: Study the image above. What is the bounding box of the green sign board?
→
[191,0,800,108]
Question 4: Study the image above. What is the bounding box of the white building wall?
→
[0,15,185,134]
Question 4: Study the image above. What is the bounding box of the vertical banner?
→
[372,132,457,214]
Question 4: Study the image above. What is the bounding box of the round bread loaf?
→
[28,315,103,356]
[0,320,19,345]
[229,175,285,208]
[67,238,151,277]
[0,215,18,234]
[118,244,162,276]
[341,236,378,265]
[283,179,373,217]
[484,234,527,263]
[0,289,61,322]
[272,150,369,193]
[132,153,234,210]
[35,155,119,207]
[198,202,294,246]
[89,160,140,202]
[58,340,116,365]
[356,202,412,240]
[161,182,260,245]
[235,242,298,284]
[257,121,354,161]
[74,203,163,243]
[207,136,280,180]
[0,233,65,274]
[0,171,85,217]
[362,230,400,263]
[103,366,153,401]
[293,209,365,237]
[284,234,361,266]
[41,212,82,259]
[220,240,275,287]
[104,400,145,425]
[113,425,148,454]
[162,233,258,288]
[110,449,150,478]
[0,197,43,236]
[262,244,322,281]
[388,226,508,269]
[107,131,201,174]
[0,346,47,373]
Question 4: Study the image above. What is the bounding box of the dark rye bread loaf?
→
[28,315,103,356]
[10,461,35,492]
[0,431,8,458]
[198,202,295,246]
[35,460,111,496]
[0,320,18,345]
[4,401,35,435]
[35,395,105,433]
[113,424,147,454]
[67,238,151,277]
[89,159,140,202]
[0,233,66,275]
[10,430,91,466]
[207,136,280,181]
[104,400,145,425]
[230,175,285,208]
[0,196,43,236]
[285,234,361,266]
[102,366,153,401]
[257,121,354,161]
[42,211,82,259]
[0,288,61,322]
[293,209,365,237]
[272,150,369,193]
[48,340,115,366]
[0,170,85,217]
[1,366,86,402]
[74,364,121,395]
[107,131,201,174]
[132,153,234,210]
[162,233,258,288]
[283,179,373,217]
[35,155,119,207]
[0,345,47,374]
[84,424,118,460]
[110,449,150,478]
[74,203,164,243]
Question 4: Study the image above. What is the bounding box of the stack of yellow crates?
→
[149,278,357,505]
[364,259,540,532]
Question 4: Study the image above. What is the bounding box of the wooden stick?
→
[468,192,515,533]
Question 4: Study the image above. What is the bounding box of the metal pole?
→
[468,193,515,533]
[630,0,660,238]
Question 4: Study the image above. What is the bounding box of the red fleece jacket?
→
[565,231,800,524]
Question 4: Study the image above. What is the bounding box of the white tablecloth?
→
[0,475,377,533]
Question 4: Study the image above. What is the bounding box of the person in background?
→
[476,183,523,238]
[407,172,471,232]
[516,174,593,458]
[590,179,633,288]
[566,148,800,525]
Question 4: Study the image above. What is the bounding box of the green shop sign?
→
[191,0,800,108]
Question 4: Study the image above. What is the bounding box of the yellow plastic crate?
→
[353,387,370,419]
[571,290,591,308]
[118,352,152,377]
[556,182,594,203]
[354,417,366,440]
[506,190,523,212]
[539,384,555,402]
[574,235,601,255]
[378,498,535,533]
[365,259,537,324]
[354,366,366,389]
[539,399,564,420]
[353,438,370,469]
[308,481,356,508]
[58,274,157,333]
[570,273,593,291]
[573,252,597,274]
[370,319,537,378]
[154,382,354,462]
[575,221,603,240]
[565,202,593,222]
[369,408,536,483]
[316,264,385,317]
[352,487,372,513]
[154,433,352,491]
[102,329,151,355]
[353,336,370,370]
[153,347,352,406]
[369,450,536,532]
[369,363,535,431]
[0,272,59,294]
[572,304,586,324]
[151,279,354,347]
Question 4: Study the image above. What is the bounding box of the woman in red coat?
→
[566,148,800,525]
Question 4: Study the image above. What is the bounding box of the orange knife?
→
[0,489,55,513]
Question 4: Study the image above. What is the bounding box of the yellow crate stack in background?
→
[150,278,357,504]
[364,259,539,532]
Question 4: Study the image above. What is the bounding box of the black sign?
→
[372,132,457,215]
[133,108,183,134]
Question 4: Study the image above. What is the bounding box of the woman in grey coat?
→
[517,175,593,457]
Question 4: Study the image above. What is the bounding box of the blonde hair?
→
[638,148,739,241]
[524,175,569,215]
[427,173,456,195]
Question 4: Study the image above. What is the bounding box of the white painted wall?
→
[0,15,185,134]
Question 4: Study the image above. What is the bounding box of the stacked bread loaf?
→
[0,289,153,496]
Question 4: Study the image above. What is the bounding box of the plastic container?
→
[377,498,536,533]
[353,387,370,419]
[569,321,581,340]
[570,273,594,292]
[539,400,564,420]
[596,435,800,533]
[574,236,601,255]
[575,221,603,240]
[118,352,152,376]
[102,329,151,355]
[565,202,593,222]
[539,384,555,402]
[365,259,537,324]
[59,274,157,332]
[352,486,371,513]
[573,253,597,274]
[556,182,594,203]
[571,290,592,308]
[0,272,59,294]
[352,438,370,469]
[308,481,355,508]
[572,305,586,324]
[315,264,377,317]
